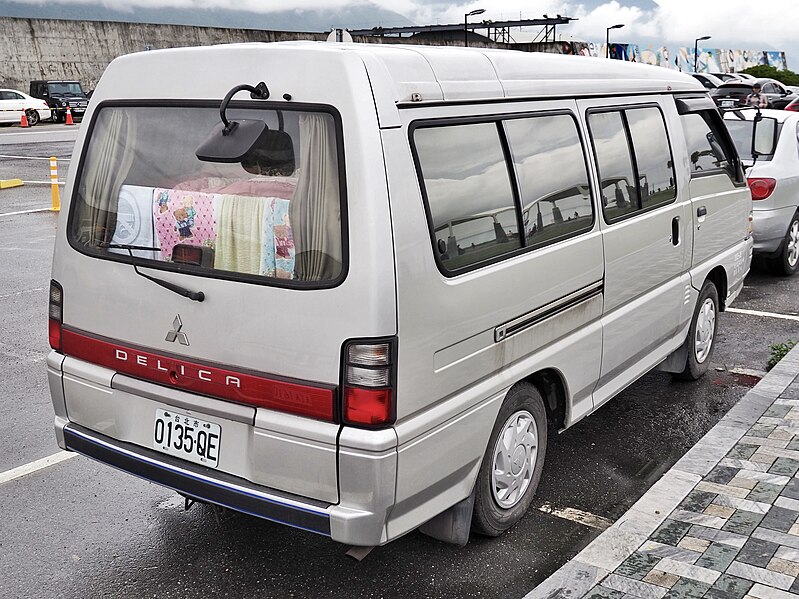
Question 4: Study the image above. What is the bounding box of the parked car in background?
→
[0,88,51,126]
[784,97,799,112]
[710,72,745,82]
[29,80,89,122]
[735,73,757,82]
[711,79,797,109]
[692,73,726,89]
[724,109,799,275]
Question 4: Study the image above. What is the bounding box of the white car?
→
[0,88,52,126]
[725,109,799,275]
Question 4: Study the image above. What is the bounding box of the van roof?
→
[106,41,703,106]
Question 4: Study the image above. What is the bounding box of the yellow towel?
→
[215,195,267,275]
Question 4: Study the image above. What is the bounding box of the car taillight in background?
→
[342,338,397,428]
[747,177,777,201]
[785,100,799,112]
[48,280,63,350]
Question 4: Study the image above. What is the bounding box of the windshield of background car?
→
[48,82,84,95]
[68,105,345,286]
[725,119,781,162]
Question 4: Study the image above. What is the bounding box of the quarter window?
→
[414,122,521,272]
[504,114,593,246]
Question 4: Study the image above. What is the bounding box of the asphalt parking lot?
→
[2,133,799,599]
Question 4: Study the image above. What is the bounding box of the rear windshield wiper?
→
[102,244,205,302]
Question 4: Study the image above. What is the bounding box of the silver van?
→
[47,42,753,548]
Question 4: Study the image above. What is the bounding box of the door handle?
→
[671,216,680,246]
[697,206,708,218]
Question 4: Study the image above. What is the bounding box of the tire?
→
[770,214,799,277]
[472,382,547,537]
[25,109,39,127]
[675,279,719,381]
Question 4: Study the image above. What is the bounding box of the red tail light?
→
[341,338,397,428]
[747,177,777,201]
[48,280,63,350]
[785,102,799,112]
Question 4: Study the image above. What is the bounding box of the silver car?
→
[725,109,799,275]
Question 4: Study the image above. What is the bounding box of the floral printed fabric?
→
[153,188,217,261]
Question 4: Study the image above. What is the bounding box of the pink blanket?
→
[153,188,217,260]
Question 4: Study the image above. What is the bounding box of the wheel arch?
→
[524,368,569,432]
[706,265,729,311]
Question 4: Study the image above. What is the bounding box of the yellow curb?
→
[0,179,24,189]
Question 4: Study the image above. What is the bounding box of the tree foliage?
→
[741,65,799,86]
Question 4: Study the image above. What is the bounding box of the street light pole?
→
[606,24,624,59]
[464,8,486,47]
[694,35,711,72]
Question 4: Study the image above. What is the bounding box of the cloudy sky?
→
[10,0,799,60]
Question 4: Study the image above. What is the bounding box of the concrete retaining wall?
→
[0,17,506,92]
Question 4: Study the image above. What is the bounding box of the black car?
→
[691,73,725,89]
[29,80,89,122]
[710,78,797,109]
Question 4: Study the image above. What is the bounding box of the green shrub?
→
[767,340,798,370]
[741,65,799,87]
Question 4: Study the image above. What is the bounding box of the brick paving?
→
[526,347,799,599]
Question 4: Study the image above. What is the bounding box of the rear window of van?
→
[68,104,346,286]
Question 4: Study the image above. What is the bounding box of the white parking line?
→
[537,502,613,530]
[0,208,52,217]
[0,451,76,485]
[727,307,799,322]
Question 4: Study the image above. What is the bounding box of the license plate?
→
[721,99,736,108]
[153,408,221,468]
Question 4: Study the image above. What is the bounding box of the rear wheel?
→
[25,109,39,127]
[472,382,547,536]
[675,279,719,381]
[770,214,799,276]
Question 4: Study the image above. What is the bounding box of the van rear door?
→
[53,94,396,504]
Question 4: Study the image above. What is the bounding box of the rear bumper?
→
[63,423,332,536]
[753,206,796,255]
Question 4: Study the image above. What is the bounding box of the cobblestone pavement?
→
[528,346,799,599]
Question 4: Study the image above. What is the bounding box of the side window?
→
[625,108,677,209]
[10,92,24,100]
[680,111,739,181]
[414,122,521,272]
[504,114,594,247]
[588,111,639,221]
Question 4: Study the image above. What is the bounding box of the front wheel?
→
[771,214,799,276]
[472,382,547,537]
[25,109,39,127]
[675,279,719,381]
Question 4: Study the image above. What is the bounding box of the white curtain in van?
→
[290,113,341,281]
[81,110,137,246]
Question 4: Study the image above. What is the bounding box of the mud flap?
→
[418,489,475,546]
[656,338,689,374]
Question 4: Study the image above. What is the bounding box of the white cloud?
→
[9,0,799,60]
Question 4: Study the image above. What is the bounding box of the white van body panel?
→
[47,42,750,547]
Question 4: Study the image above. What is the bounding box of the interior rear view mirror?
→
[752,116,778,157]
[195,81,294,173]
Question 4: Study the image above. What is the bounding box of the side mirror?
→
[752,116,778,157]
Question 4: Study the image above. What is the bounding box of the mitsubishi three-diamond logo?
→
[165,315,189,346]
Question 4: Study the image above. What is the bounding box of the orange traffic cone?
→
[19,111,29,128]
[65,107,74,126]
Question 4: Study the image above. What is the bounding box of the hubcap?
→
[788,220,799,268]
[491,410,538,509]
[694,297,716,363]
